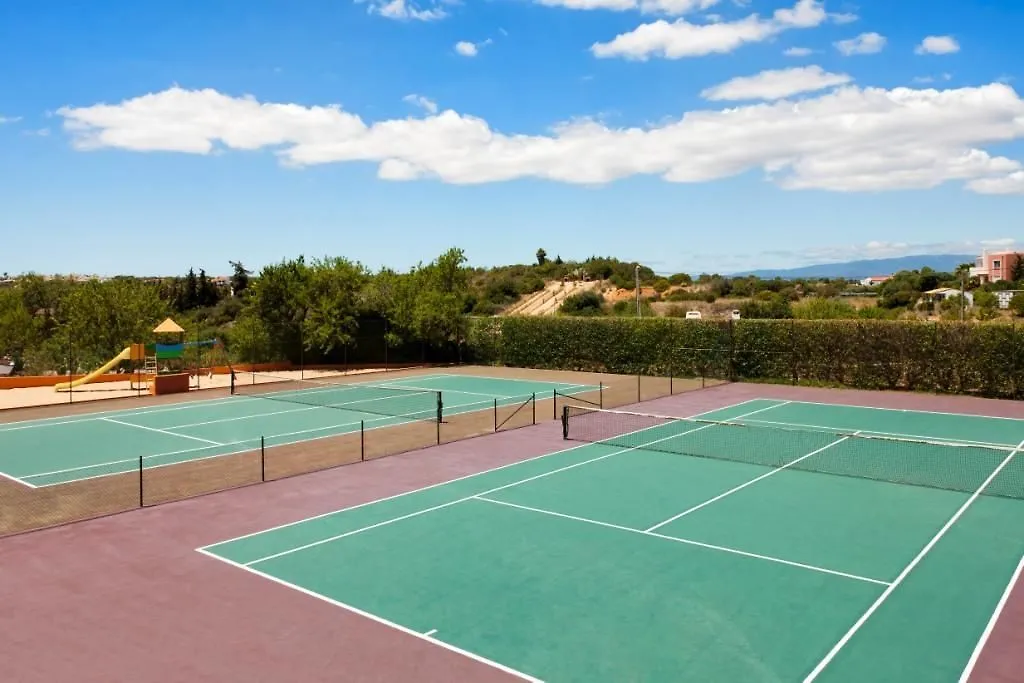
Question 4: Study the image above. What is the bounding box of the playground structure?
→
[55,318,229,395]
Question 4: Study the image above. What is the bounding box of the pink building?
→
[970,251,1022,283]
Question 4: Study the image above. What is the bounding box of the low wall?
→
[0,361,433,390]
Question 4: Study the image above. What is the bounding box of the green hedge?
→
[466,317,1024,398]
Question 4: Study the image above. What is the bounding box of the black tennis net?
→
[232,373,442,423]
[561,405,1024,499]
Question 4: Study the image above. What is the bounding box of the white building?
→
[996,290,1024,310]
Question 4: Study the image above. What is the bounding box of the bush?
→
[560,291,605,316]
[652,278,671,294]
[1010,294,1024,317]
[466,316,1024,398]
[792,298,857,320]
[668,273,692,286]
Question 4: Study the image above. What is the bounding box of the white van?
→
[685,310,702,320]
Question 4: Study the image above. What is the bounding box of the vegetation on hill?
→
[2,248,1024,376]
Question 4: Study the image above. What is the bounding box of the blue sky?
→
[1,0,1023,277]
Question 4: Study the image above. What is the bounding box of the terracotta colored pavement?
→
[1,382,1022,682]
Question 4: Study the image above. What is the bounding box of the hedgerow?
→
[466,317,1024,398]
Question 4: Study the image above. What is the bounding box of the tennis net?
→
[232,373,442,423]
[561,405,1024,499]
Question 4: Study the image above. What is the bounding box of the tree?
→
[249,257,310,361]
[1012,254,1024,284]
[1010,293,1024,317]
[974,289,998,315]
[536,248,547,266]
[229,261,251,296]
[560,291,604,316]
[197,269,218,308]
[302,257,368,355]
[668,273,692,286]
[554,255,563,265]
[184,268,199,310]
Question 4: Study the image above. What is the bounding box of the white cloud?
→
[56,82,1024,194]
[702,66,851,101]
[829,11,857,24]
[403,94,438,114]
[454,39,493,57]
[592,0,827,60]
[535,0,720,15]
[0,115,22,124]
[22,128,51,137]
[364,0,447,21]
[784,46,813,57]
[835,32,886,56]
[916,35,960,55]
[967,171,1024,195]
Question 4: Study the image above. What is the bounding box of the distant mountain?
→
[734,254,976,280]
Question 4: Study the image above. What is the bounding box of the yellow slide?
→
[55,347,132,391]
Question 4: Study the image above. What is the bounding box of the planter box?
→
[150,373,191,396]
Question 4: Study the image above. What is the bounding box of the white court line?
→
[20,385,558,485]
[101,417,225,446]
[739,417,1015,449]
[803,438,1024,683]
[0,469,37,488]
[958,553,1024,683]
[779,398,1024,424]
[0,395,247,433]
[0,373,454,433]
[644,433,857,533]
[195,549,544,683]
[424,629,438,637]
[198,398,768,551]
[434,373,599,392]
[242,418,727,566]
[474,496,889,587]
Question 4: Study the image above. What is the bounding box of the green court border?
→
[0,373,602,489]
[197,397,1024,683]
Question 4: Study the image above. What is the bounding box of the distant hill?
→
[734,254,976,280]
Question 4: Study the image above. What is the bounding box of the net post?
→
[230,369,236,395]
[493,399,498,432]
[436,415,440,445]
[532,392,536,425]
[138,456,144,508]
[553,389,557,420]
[260,436,266,482]
[436,391,443,424]
[360,421,365,461]
[561,405,569,439]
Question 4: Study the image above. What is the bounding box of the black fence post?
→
[561,406,569,439]
[260,436,266,482]
[728,319,736,382]
[532,392,536,425]
[553,389,557,420]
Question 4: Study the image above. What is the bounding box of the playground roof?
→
[152,318,185,334]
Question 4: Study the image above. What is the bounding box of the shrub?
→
[652,278,671,294]
[791,298,857,320]
[560,291,605,316]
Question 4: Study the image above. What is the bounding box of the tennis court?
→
[200,397,1024,682]
[0,373,599,488]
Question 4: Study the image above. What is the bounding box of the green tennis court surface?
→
[0,373,598,488]
[201,398,1024,682]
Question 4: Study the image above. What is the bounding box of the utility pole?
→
[635,265,641,317]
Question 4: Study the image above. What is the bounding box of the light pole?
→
[635,265,641,317]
